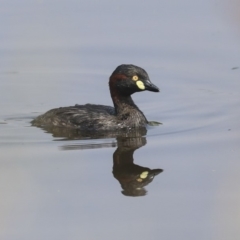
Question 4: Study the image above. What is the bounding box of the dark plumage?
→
[31,64,159,131]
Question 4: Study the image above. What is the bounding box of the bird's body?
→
[31,64,159,131]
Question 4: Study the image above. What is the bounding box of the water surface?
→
[1,0,240,239]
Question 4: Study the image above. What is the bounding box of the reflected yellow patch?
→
[137,178,143,182]
[140,171,148,179]
[136,81,145,90]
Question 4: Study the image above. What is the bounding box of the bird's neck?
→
[110,89,137,114]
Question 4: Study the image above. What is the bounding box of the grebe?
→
[31,64,159,131]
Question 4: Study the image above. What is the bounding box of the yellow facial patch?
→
[140,171,149,179]
[136,81,145,90]
[132,75,138,81]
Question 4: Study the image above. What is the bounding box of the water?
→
[1,0,240,239]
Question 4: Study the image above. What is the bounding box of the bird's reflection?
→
[113,135,163,197]
[32,124,163,197]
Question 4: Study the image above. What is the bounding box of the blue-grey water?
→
[1,0,240,239]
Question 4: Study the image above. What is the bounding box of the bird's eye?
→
[132,75,138,81]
